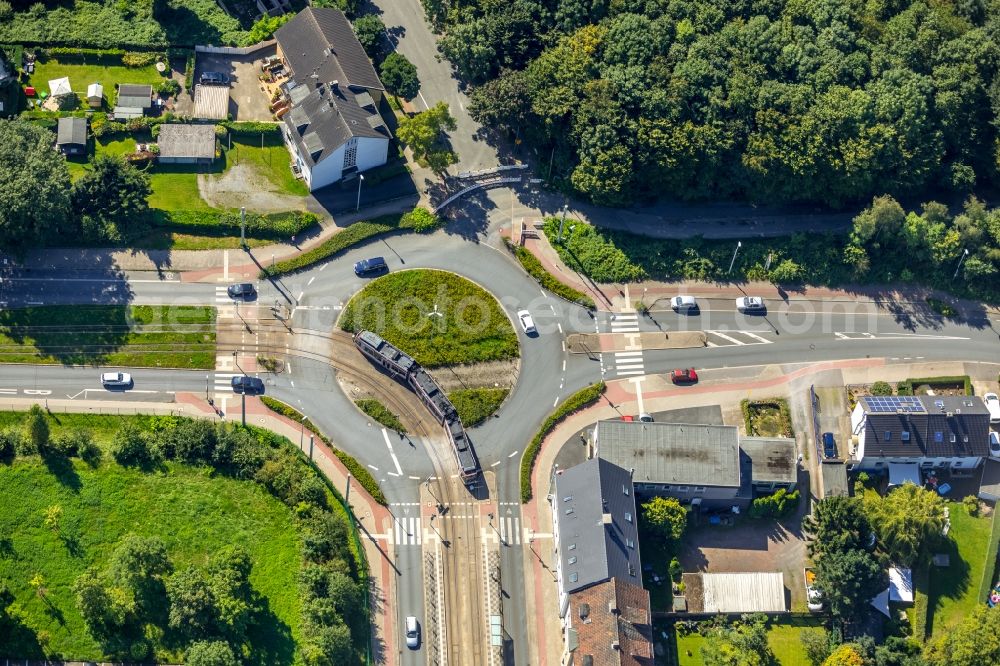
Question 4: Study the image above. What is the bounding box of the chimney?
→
[601,513,612,525]
[611,641,620,651]
[608,598,619,614]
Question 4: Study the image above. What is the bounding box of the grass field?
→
[675,617,826,665]
[0,305,216,368]
[448,388,509,427]
[926,502,994,637]
[355,399,407,433]
[31,57,166,105]
[221,136,309,197]
[0,459,302,662]
[340,269,519,368]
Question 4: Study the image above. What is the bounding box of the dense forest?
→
[432,0,1000,207]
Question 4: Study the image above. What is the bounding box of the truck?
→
[805,568,823,612]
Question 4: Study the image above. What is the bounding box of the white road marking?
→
[615,362,645,370]
[367,464,379,471]
[617,370,645,376]
[409,475,420,480]
[382,427,403,476]
[491,460,501,467]
[387,471,401,477]
[508,450,519,458]
[708,330,745,345]
[614,351,644,357]
[631,377,645,415]
[562,341,566,352]
[553,396,559,408]
[742,331,771,343]
[319,263,328,271]
[296,290,304,302]
[557,323,563,334]
[562,359,566,371]
[307,276,315,285]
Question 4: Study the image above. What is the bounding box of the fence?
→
[977,503,1000,604]
[433,176,522,213]
[809,384,821,460]
[194,39,275,56]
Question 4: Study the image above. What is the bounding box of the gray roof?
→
[821,461,849,497]
[741,437,797,484]
[157,124,216,159]
[56,117,87,146]
[595,420,741,488]
[553,458,641,595]
[275,6,383,92]
[117,83,151,109]
[859,395,991,457]
[281,80,390,167]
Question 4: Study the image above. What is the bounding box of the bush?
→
[870,381,894,396]
[963,495,979,516]
[151,209,319,241]
[541,218,646,282]
[110,421,160,467]
[504,239,596,308]
[156,78,180,97]
[184,52,195,92]
[897,375,972,396]
[219,120,281,136]
[749,488,800,519]
[121,51,158,67]
[448,388,509,427]
[925,296,957,318]
[520,382,605,502]
[354,399,406,433]
[401,206,441,233]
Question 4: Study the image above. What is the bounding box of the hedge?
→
[260,396,387,505]
[184,51,195,92]
[220,120,281,136]
[354,399,407,433]
[520,381,605,503]
[897,375,973,396]
[148,209,319,241]
[503,238,596,309]
[263,212,413,277]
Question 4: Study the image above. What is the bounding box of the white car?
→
[101,371,132,389]
[983,393,1000,424]
[405,616,420,649]
[990,432,1000,458]
[517,310,536,335]
[672,295,697,311]
[736,296,765,312]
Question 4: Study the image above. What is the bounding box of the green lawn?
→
[340,269,519,368]
[448,388,510,427]
[221,136,309,197]
[676,617,826,665]
[0,305,216,368]
[0,459,302,663]
[926,502,994,637]
[31,57,166,106]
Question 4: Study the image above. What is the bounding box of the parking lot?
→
[194,46,276,121]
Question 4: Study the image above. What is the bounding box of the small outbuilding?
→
[193,84,229,120]
[114,83,152,118]
[56,117,87,155]
[157,123,216,165]
[86,82,103,108]
[978,459,1000,502]
[682,572,788,614]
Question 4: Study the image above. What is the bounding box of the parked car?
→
[405,616,420,649]
[822,432,837,459]
[354,256,388,277]
[638,413,654,423]
[735,296,765,312]
[805,568,823,612]
[671,368,698,384]
[671,295,697,311]
[101,371,132,389]
[199,71,229,85]
[990,431,1000,458]
[231,375,265,396]
[984,392,1000,424]
[517,310,537,335]
[227,283,256,300]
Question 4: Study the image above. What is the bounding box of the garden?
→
[29,49,173,109]
[0,408,368,664]
[671,615,827,666]
[339,268,519,368]
[741,398,794,438]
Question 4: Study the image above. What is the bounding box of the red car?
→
[671,368,698,384]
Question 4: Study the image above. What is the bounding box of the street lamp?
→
[952,248,969,280]
[556,204,569,243]
[232,350,246,427]
[299,414,307,449]
[727,241,742,275]
[356,173,365,211]
[487,512,505,546]
[425,477,443,513]
[239,206,247,250]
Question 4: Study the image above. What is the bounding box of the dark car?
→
[199,71,230,85]
[231,375,265,396]
[822,432,837,459]
[354,256,388,277]
[227,283,256,300]
[671,368,699,384]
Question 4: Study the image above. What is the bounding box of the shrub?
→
[870,381,893,396]
[520,382,605,502]
[669,557,682,582]
[504,239,596,308]
[925,296,957,318]
[184,52,195,92]
[541,217,646,282]
[355,399,406,433]
[110,421,160,467]
[897,375,972,396]
[121,51,158,67]
[93,119,125,138]
[401,206,441,233]
[156,78,180,97]
[749,488,800,519]
[152,209,319,241]
[963,495,979,516]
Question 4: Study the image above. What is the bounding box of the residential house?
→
[86,83,103,108]
[157,124,216,165]
[0,47,18,116]
[551,458,652,665]
[274,6,390,191]
[849,395,992,474]
[741,437,798,494]
[56,117,87,156]
[114,83,152,119]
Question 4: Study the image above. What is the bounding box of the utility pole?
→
[346,474,352,507]
[952,248,969,280]
[239,206,246,249]
[233,350,246,427]
[727,241,742,275]
[308,434,314,460]
[356,173,365,211]
[556,204,569,243]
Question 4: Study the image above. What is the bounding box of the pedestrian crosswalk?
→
[610,312,640,333]
[215,286,231,304]
[211,372,240,393]
[394,516,422,546]
[497,515,521,545]
[704,330,774,347]
[612,350,645,377]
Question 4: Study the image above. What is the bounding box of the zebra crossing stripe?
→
[393,516,422,546]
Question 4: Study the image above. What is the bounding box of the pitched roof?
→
[595,420,741,488]
[86,83,103,99]
[56,117,87,146]
[117,84,152,109]
[568,578,653,666]
[553,458,642,595]
[281,80,390,166]
[274,6,383,92]
[859,395,991,457]
[48,77,72,97]
[157,123,216,159]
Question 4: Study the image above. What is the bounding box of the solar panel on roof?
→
[864,396,926,413]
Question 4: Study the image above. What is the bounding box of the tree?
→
[380,52,420,101]
[641,496,688,541]
[813,548,885,623]
[864,483,945,566]
[25,403,50,453]
[302,622,353,666]
[43,504,62,532]
[802,496,874,560]
[700,613,773,666]
[769,259,803,284]
[870,381,893,396]
[0,119,72,250]
[167,568,217,638]
[353,14,385,56]
[185,640,239,666]
[401,207,441,233]
[107,534,172,614]
[74,571,131,640]
[924,605,1000,666]
[396,101,457,173]
[111,421,159,467]
[207,545,254,638]
[823,644,865,666]
[71,154,151,241]
[242,13,292,45]
[801,629,834,665]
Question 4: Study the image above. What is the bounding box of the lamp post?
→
[727,241,742,275]
[232,350,246,427]
[487,512,506,547]
[299,414,307,449]
[356,173,365,211]
[239,206,246,249]
[556,204,569,243]
[952,248,969,280]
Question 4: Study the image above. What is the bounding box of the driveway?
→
[195,45,276,121]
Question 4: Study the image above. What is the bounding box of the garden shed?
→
[56,117,87,156]
[86,82,103,108]
[157,124,216,165]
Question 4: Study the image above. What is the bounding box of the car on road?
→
[990,431,1000,458]
[822,432,837,459]
[231,375,265,396]
[227,283,256,300]
[638,413,654,422]
[199,71,229,85]
[354,256,388,277]
[736,296,765,312]
[405,616,420,649]
[984,392,1000,424]
[672,295,698,311]
[670,368,698,384]
[517,309,537,335]
[101,371,132,389]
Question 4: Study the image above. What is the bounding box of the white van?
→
[405,616,420,649]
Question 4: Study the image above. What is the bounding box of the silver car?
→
[672,295,697,311]
[405,616,420,649]
[101,371,132,389]
[736,296,765,312]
